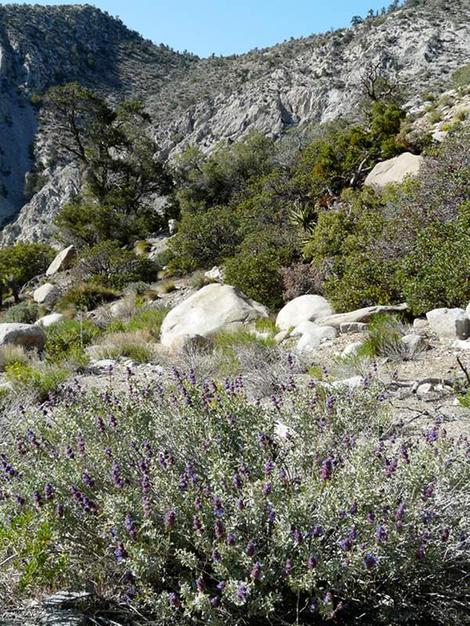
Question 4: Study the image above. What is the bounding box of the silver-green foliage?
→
[0,372,468,624]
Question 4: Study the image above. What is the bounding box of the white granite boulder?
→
[33,283,60,307]
[292,321,337,352]
[46,245,76,276]
[160,284,269,351]
[35,313,65,328]
[426,308,470,341]
[276,295,333,331]
[365,153,425,191]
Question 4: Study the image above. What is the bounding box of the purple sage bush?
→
[0,370,468,625]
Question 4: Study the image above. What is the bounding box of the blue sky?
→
[0,1,397,56]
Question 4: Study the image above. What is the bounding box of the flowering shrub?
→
[0,370,468,624]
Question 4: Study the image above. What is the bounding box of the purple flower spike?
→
[311,525,324,538]
[236,583,248,603]
[395,502,405,521]
[164,510,176,530]
[125,513,137,540]
[82,472,95,488]
[212,548,221,562]
[196,575,206,593]
[214,519,225,540]
[44,483,54,501]
[232,473,242,489]
[284,559,293,576]
[340,537,353,551]
[416,545,426,560]
[213,496,224,517]
[111,461,125,488]
[114,542,129,562]
[307,554,317,569]
[320,458,333,480]
[250,561,261,580]
[262,483,273,496]
[210,596,220,608]
[375,525,388,543]
[364,553,378,569]
[168,592,180,608]
[246,540,256,557]
[226,532,236,546]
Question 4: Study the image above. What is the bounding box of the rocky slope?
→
[0,0,469,244]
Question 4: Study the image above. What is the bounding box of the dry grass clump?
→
[0,345,30,371]
[89,330,155,363]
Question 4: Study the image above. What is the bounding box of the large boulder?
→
[46,245,76,276]
[364,153,425,191]
[426,308,470,341]
[316,304,408,329]
[276,295,333,331]
[160,284,269,351]
[33,283,60,307]
[0,323,46,351]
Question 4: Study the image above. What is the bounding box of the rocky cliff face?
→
[0,0,469,244]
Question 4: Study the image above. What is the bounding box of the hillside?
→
[0,0,469,243]
[0,3,196,227]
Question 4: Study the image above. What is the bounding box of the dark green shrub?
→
[399,208,470,315]
[324,255,400,312]
[224,224,297,310]
[0,243,55,305]
[168,206,240,274]
[57,283,119,313]
[76,241,159,289]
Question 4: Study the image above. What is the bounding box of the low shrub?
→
[90,330,155,363]
[4,362,70,401]
[190,270,211,290]
[0,345,29,371]
[358,315,419,361]
[45,319,101,365]
[280,263,325,302]
[224,246,291,310]
[0,375,468,624]
[452,63,470,88]
[2,302,40,324]
[214,327,277,354]
[107,307,168,341]
[76,242,159,290]
[398,209,470,315]
[57,282,120,313]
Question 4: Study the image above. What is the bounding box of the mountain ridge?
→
[0,0,469,243]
